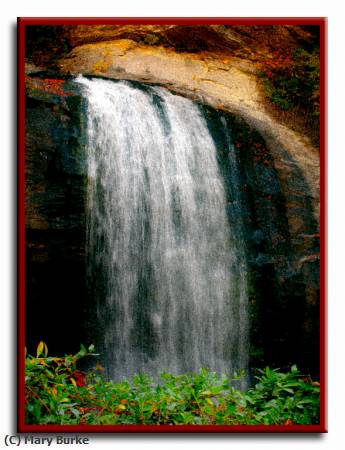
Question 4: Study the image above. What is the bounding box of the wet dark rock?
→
[25,78,88,355]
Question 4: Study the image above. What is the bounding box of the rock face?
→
[25,78,88,354]
[24,24,321,375]
[203,110,320,374]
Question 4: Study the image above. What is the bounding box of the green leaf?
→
[36,341,45,358]
[282,388,294,394]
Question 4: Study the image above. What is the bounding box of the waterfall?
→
[76,75,248,381]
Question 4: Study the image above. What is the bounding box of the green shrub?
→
[261,47,320,112]
[25,343,320,425]
[259,45,320,146]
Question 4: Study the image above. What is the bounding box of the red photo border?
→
[17,16,327,433]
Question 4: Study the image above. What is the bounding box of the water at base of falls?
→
[76,75,248,382]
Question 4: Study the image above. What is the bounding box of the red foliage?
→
[26,77,73,97]
[72,370,86,387]
[283,419,295,425]
[259,48,294,78]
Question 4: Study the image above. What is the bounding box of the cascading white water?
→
[76,75,248,381]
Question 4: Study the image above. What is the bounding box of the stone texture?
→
[25,79,88,354]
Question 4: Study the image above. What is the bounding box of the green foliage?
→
[258,44,320,146]
[25,343,320,425]
[261,47,320,112]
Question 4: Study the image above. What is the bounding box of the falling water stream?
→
[76,76,248,381]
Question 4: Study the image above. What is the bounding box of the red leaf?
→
[72,370,86,387]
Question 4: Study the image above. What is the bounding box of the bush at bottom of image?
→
[25,343,320,426]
